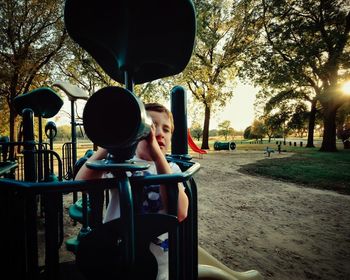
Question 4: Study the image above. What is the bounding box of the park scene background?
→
[1,1,350,280]
[1,0,350,153]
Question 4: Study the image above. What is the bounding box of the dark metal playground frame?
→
[0,1,263,280]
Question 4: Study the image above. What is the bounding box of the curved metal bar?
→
[130,162,200,185]
[0,162,200,193]
[86,159,150,172]
[22,149,63,181]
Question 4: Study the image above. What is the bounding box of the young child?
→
[75,102,188,280]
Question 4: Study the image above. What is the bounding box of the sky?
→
[209,82,258,131]
[51,82,258,131]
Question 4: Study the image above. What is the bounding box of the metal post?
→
[71,99,77,167]
[38,115,43,182]
[117,173,135,266]
[22,108,39,279]
[71,99,78,203]
[171,86,191,159]
[124,71,134,93]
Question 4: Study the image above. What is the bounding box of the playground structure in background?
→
[214,141,237,151]
[0,1,263,279]
[188,129,207,155]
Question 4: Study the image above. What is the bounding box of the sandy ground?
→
[56,150,350,280]
[194,150,350,280]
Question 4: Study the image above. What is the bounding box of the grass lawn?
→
[236,143,350,195]
[193,138,350,195]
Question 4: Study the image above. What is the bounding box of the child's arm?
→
[152,151,188,222]
[75,147,108,180]
[145,127,189,222]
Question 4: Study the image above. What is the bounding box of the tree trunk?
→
[306,99,317,148]
[201,105,210,149]
[320,104,338,152]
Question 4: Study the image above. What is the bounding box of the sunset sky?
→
[210,82,258,131]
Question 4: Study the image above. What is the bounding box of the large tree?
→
[0,0,67,145]
[178,0,260,149]
[218,120,234,140]
[241,0,350,151]
[260,89,318,147]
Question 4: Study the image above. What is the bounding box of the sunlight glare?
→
[341,81,350,95]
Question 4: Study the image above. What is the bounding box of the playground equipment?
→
[44,121,59,180]
[13,87,64,217]
[264,147,275,157]
[0,0,263,279]
[66,149,94,222]
[83,86,152,161]
[198,246,263,280]
[52,81,91,216]
[52,80,89,181]
[0,136,17,178]
[188,130,207,155]
[63,1,198,278]
[13,87,64,182]
[170,85,206,157]
[214,141,236,151]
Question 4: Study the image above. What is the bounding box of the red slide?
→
[187,129,207,154]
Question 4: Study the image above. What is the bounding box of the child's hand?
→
[145,124,164,161]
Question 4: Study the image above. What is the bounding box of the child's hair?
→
[145,103,174,133]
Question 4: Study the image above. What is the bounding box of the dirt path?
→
[194,150,350,280]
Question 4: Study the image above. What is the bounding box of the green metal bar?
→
[0,162,200,193]
[189,177,198,280]
[22,108,39,279]
[171,86,191,159]
[116,172,135,266]
[70,100,78,204]
[44,192,60,280]
[168,181,180,280]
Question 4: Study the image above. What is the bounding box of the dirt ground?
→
[194,150,350,280]
[57,150,350,280]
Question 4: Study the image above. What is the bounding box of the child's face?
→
[148,110,172,154]
[136,110,172,159]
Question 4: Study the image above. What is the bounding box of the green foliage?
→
[176,0,259,149]
[1,0,66,93]
[135,80,171,104]
[288,104,309,137]
[337,102,350,142]
[218,120,234,140]
[250,119,266,140]
[263,113,283,139]
[0,96,10,136]
[240,0,350,151]
[243,125,257,139]
[1,0,67,143]
[243,126,250,139]
[336,101,350,139]
[190,121,203,141]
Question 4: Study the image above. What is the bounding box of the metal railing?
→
[0,158,200,280]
